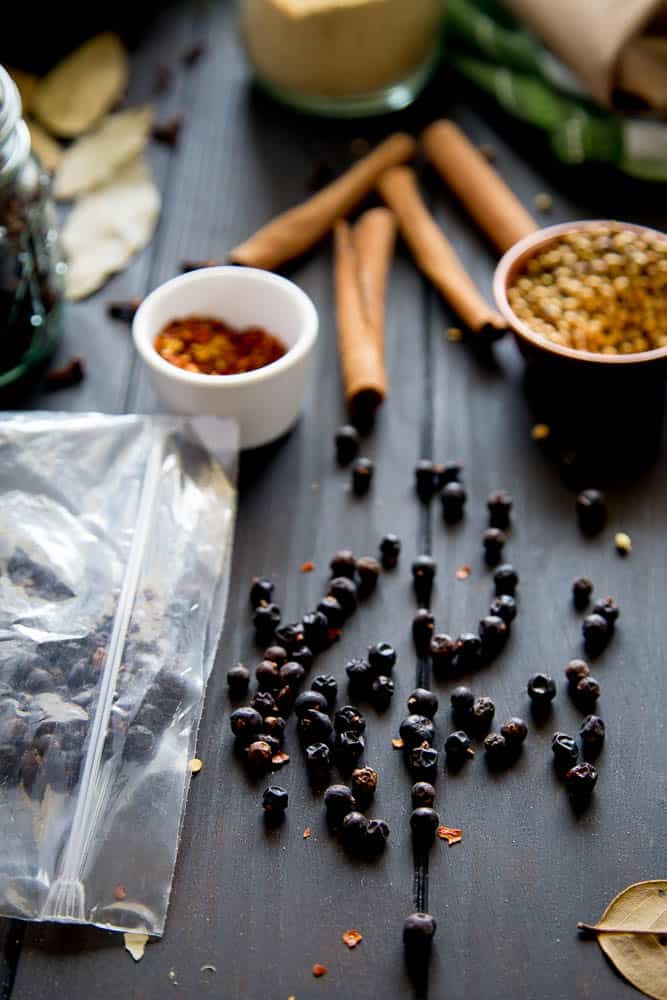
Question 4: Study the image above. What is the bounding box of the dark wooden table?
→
[3,4,666,998]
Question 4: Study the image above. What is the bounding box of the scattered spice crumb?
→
[478,143,496,162]
[114,884,127,901]
[456,564,471,581]
[303,827,312,839]
[180,258,223,273]
[437,825,463,846]
[533,192,553,212]
[152,114,183,147]
[301,561,315,573]
[188,757,203,773]
[446,327,463,342]
[531,423,551,441]
[124,932,149,962]
[107,297,141,323]
[312,964,327,978]
[182,41,206,65]
[272,751,290,768]
[44,358,85,391]
[392,738,404,750]
[342,929,363,949]
[614,532,632,555]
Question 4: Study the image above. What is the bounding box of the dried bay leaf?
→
[27,121,62,173]
[585,880,667,1000]
[54,106,153,201]
[32,33,128,138]
[63,156,160,300]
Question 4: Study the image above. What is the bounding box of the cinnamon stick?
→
[376,166,505,336]
[230,133,416,271]
[352,207,396,363]
[422,120,537,254]
[334,219,387,420]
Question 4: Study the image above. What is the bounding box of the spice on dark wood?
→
[152,115,184,147]
[107,298,142,323]
[44,358,85,390]
[181,41,207,65]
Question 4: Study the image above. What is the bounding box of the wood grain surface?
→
[3,3,666,999]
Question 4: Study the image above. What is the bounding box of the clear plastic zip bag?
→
[0,412,237,935]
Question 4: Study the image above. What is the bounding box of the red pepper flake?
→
[303,827,312,839]
[272,751,290,768]
[437,825,462,846]
[312,964,327,978]
[391,738,404,750]
[152,115,183,147]
[182,41,207,66]
[342,929,362,949]
[300,561,315,573]
[44,358,85,390]
[107,297,142,323]
[455,564,471,581]
[114,884,127,901]
[180,259,223,273]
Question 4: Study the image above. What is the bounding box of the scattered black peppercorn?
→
[527,673,556,708]
[455,632,482,670]
[250,690,279,718]
[44,358,85,391]
[246,740,273,775]
[483,732,508,768]
[478,615,508,658]
[264,644,288,666]
[334,705,366,736]
[500,717,528,747]
[274,622,305,653]
[276,685,296,716]
[430,633,457,673]
[345,657,373,696]
[410,806,440,848]
[341,810,369,853]
[336,731,365,770]
[415,459,438,502]
[412,609,436,656]
[311,675,338,710]
[352,457,374,496]
[574,675,601,710]
[582,613,610,655]
[399,715,435,748]
[279,661,306,690]
[252,603,281,642]
[324,784,356,823]
[365,818,390,857]
[294,690,329,718]
[291,644,314,671]
[470,697,495,736]
[230,707,263,742]
[482,528,507,566]
[489,594,517,624]
[302,611,330,652]
[255,660,281,691]
[408,743,439,779]
[350,765,377,807]
[572,577,593,610]
[564,761,598,801]
[370,675,395,709]
[438,461,462,486]
[565,659,590,687]
[444,730,474,763]
[493,564,518,596]
[355,556,381,597]
[298,709,335,746]
[407,688,438,719]
[552,732,579,771]
[335,425,361,466]
[487,490,512,530]
[403,912,437,956]
[152,114,183,146]
[576,489,607,536]
[107,297,142,323]
[411,781,436,808]
[591,597,619,629]
[250,577,274,609]
[379,533,401,570]
[329,576,358,618]
[579,715,605,758]
[330,549,356,579]
[412,555,437,606]
[317,596,345,630]
[368,641,397,675]
[450,685,475,721]
[304,741,332,779]
[440,481,467,522]
[262,784,288,816]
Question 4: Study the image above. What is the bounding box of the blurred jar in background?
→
[239,0,444,116]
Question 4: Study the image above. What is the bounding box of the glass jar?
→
[0,65,65,397]
[238,0,444,117]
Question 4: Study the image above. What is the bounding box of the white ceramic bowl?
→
[132,266,319,449]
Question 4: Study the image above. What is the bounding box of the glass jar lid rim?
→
[0,65,22,147]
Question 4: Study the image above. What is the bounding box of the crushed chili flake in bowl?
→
[154,316,287,376]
